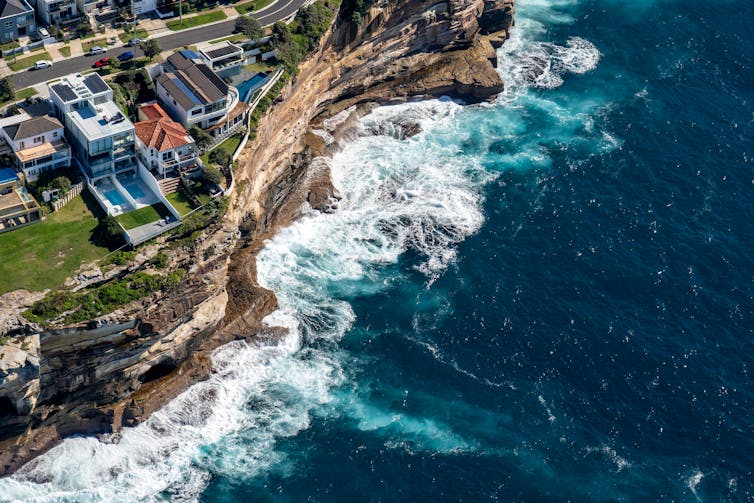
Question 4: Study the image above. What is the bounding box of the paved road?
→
[12,0,306,89]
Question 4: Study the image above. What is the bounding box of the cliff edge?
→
[0,0,514,476]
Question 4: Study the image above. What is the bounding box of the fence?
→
[52,181,84,212]
[2,40,45,58]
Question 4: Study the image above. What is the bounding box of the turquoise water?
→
[237,73,268,101]
[103,189,126,207]
[121,179,147,201]
[2,0,752,501]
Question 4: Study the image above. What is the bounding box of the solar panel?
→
[83,73,109,94]
[51,83,77,102]
[206,45,238,59]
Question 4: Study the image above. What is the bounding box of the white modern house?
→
[135,102,198,177]
[49,73,181,246]
[0,114,72,182]
[155,50,249,141]
[198,41,244,72]
[35,0,77,26]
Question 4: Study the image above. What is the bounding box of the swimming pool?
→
[121,179,147,200]
[237,72,268,101]
[104,189,126,207]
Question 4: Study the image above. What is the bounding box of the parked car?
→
[117,51,134,62]
[89,46,106,55]
[127,37,145,47]
[93,57,109,68]
[38,28,50,38]
[33,59,53,70]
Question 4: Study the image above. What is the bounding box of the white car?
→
[38,28,50,38]
[33,60,53,70]
[89,46,106,55]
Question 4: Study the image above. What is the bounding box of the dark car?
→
[93,57,109,68]
[117,51,134,62]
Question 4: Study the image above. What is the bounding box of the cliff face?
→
[0,0,514,476]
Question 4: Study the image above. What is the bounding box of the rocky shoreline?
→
[0,0,515,477]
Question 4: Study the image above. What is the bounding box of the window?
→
[35,136,44,143]
[4,21,12,28]
[53,131,58,138]
[19,141,25,149]
[161,152,172,160]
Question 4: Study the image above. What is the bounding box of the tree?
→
[0,77,14,103]
[202,166,225,186]
[5,104,20,117]
[95,216,125,248]
[49,176,72,195]
[140,39,161,60]
[234,15,263,40]
[208,147,231,168]
[189,126,213,150]
[271,21,291,46]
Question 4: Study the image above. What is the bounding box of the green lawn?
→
[0,194,109,294]
[6,51,52,71]
[201,134,242,166]
[116,203,172,230]
[165,191,195,217]
[0,87,36,106]
[166,11,227,31]
[118,29,149,43]
[208,33,248,44]
[60,45,71,57]
[244,61,275,73]
[235,0,276,15]
[0,41,19,52]
[81,38,107,53]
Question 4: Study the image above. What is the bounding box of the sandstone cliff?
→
[0,0,514,476]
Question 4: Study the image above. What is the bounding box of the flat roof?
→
[68,101,133,140]
[15,140,69,163]
[50,73,111,103]
[201,42,242,60]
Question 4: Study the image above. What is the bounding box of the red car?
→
[93,57,109,68]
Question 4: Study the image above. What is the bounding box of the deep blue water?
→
[3,0,752,501]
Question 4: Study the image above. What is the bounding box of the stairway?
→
[158,176,182,195]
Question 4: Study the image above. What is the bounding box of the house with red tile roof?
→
[134,103,198,177]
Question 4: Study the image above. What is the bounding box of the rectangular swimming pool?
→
[121,179,147,200]
[104,189,126,207]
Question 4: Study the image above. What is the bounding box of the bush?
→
[202,166,225,186]
[0,77,14,103]
[149,252,168,268]
[104,250,135,266]
[95,215,125,248]
[208,147,231,168]
[49,176,72,195]
[140,39,161,60]
[190,126,213,150]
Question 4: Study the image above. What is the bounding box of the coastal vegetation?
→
[25,269,185,326]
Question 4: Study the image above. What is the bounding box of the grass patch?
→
[0,193,109,294]
[235,0,276,15]
[6,51,52,71]
[244,61,275,73]
[200,134,242,166]
[0,41,19,52]
[118,28,149,43]
[166,10,227,31]
[0,86,36,106]
[81,38,107,53]
[116,203,173,230]
[60,45,71,57]
[208,33,247,44]
[165,190,196,217]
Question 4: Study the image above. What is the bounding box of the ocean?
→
[2,0,753,501]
